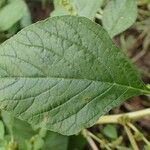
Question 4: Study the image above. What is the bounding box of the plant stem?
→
[84,129,111,150]
[128,123,150,146]
[86,136,99,150]
[87,130,103,144]
[95,13,102,20]
[82,129,99,150]
[97,108,150,124]
[124,125,139,150]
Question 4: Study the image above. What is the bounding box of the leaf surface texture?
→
[0,16,148,135]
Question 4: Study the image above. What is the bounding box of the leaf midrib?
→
[0,76,149,94]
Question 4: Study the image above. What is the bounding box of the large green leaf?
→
[102,0,137,37]
[0,0,27,31]
[0,16,149,135]
[51,0,103,19]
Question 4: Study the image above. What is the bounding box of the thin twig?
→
[82,129,99,150]
[128,123,150,146]
[95,14,102,20]
[124,125,139,150]
[84,130,111,150]
[87,131,103,144]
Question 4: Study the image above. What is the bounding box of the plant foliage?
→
[0,16,149,135]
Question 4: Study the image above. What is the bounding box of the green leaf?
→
[102,0,137,37]
[52,0,103,19]
[0,0,28,31]
[42,132,68,150]
[0,16,149,135]
[0,121,5,140]
[102,124,118,139]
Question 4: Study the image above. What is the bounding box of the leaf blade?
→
[0,16,149,135]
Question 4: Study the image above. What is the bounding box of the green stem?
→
[124,125,139,150]
[128,123,150,146]
[87,130,103,144]
[97,108,150,124]
[82,129,99,150]
[85,130,111,150]
[95,13,102,20]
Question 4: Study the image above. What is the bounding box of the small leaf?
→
[0,16,149,135]
[0,0,28,31]
[102,0,137,37]
[102,124,118,139]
